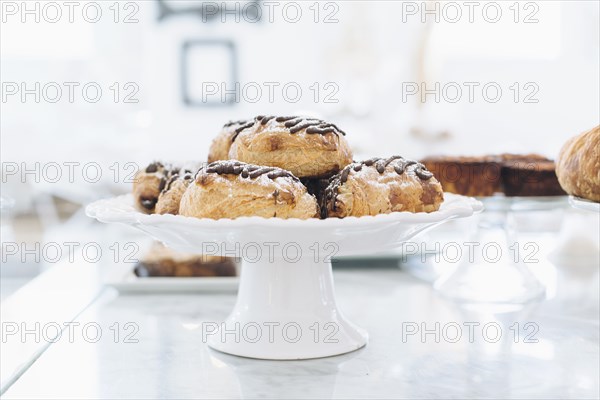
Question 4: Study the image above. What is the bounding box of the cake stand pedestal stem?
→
[207,257,368,360]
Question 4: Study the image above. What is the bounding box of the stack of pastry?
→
[132,162,197,214]
[133,115,445,219]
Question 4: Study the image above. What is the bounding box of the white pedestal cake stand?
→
[86,193,482,360]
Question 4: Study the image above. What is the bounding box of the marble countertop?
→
[2,265,599,399]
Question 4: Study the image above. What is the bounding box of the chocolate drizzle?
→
[323,156,434,215]
[223,120,248,128]
[157,165,200,195]
[137,161,190,212]
[143,161,183,179]
[145,162,163,173]
[158,177,167,192]
[231,115,346,142]
[339,156,433,183]
[201,160,300,182]
[161,171,194,194]
[232,121,256,139]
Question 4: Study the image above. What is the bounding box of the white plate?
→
[105,269,239,293]
[87,193,482,360]
[569,196,600,212]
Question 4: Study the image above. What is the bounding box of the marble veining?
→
[3,269,599,399]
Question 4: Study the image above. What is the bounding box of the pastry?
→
[420,156,502,197]
[501,155,566,196]
[155,169,196,215]
[322,156,444,218]
[179,160,319,219]
[133,162,178,213]
[556,126,600,202]
[208,120,249,163]
[134,243,237,277]
[228,115,353,178]
[421,154,565,197]
[556,125,600,202]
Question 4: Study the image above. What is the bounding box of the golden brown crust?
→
[556,125,600,202]
[228,116,353,178]
[179,160,319,219]
[132,162,176,213]
[208,120,249,163]
[323,156,444,218]
[155,174,194,215]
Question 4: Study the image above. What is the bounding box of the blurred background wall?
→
[1,0,599,204]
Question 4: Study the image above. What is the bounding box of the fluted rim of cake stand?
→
[86,193,483,227]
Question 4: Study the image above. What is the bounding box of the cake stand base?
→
[206,258,368,360]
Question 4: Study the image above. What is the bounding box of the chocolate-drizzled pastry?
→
[133,162,179,213]
[179,160,318,219]
[228,115,353,178]
[322,156,444,218]
[155,168,197,215]
[208,120,250,163]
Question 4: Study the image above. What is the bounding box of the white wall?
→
[1,1,598,198]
